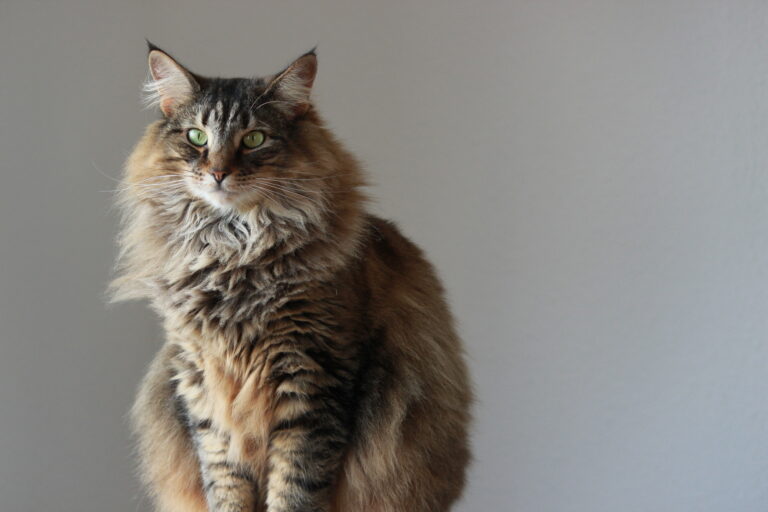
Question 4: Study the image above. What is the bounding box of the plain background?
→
[2,1,768,511]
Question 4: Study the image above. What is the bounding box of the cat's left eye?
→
[242,131,266,149]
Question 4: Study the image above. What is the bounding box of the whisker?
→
[244,178,324,193]
[104,180,187,194]
[247,174,347,182]
[249,182,335,217]
[276,169,357,180]
[91,161,123,183]
[123,182,188,199]
[103,174,187,193]
[253,184,284,207]
[253,99,293,112]
[240,177,348,195]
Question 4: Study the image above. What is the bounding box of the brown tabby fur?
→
[113,46,471,512]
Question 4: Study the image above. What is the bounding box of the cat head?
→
[129,43,356,221]
[112,44,367,301]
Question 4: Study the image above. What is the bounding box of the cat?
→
[112,43,471,512]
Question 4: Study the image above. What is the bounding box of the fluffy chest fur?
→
[151,221,365,483]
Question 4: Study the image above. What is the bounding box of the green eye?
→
[242,130,266,149]
[187,128,208,146]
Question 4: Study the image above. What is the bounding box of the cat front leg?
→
[193,418,257,512]
[265,352,352,512]
[172,347,257,512]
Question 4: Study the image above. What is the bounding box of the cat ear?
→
[144,44,199,116]
[265,49,317,118]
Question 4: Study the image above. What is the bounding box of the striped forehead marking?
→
[188,79,269,151]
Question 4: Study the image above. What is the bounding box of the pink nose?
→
[211,170,228,183]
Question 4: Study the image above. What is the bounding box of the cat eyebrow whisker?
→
[249,97,294,113]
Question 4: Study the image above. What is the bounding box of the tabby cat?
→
[112,43,471,512]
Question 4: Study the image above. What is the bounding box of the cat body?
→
[114,45,470,512]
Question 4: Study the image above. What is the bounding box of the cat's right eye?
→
[187,128,208,147]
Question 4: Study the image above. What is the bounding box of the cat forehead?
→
[189,77,275,129]
[201,77,267,101]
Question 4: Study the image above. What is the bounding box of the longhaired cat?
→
[112,43,471,512]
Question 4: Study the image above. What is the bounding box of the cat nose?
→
[210,170,228,184]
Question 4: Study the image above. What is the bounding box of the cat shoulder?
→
[360,216,445,295]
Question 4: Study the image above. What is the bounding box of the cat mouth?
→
[199,185,241,208]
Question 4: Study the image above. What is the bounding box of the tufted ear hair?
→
[264,49,318,119]
[144,43,200,116]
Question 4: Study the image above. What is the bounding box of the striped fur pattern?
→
[114,45,471,512]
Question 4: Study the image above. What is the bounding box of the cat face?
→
[140,45,327,214]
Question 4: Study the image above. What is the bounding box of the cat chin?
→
[194,188,267,217]
[196,188,242,212]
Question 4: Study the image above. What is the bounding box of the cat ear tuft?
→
[266,50,318,118]
[144,46,198,116]
[145,39,162,53]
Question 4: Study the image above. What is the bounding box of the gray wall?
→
[2,1,768,511]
